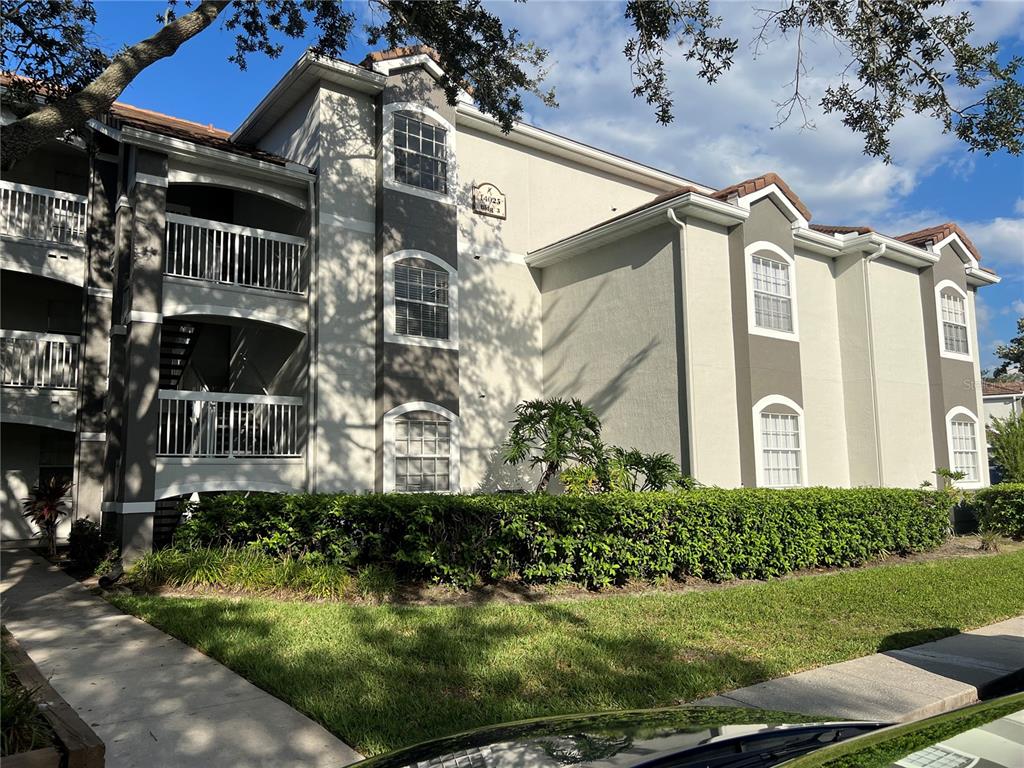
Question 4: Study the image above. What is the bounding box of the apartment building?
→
[0,48,999,556]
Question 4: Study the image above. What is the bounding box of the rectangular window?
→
[395,416,451,492]
[395,264,449,340]
[761,412,801,487]
[752,256,793,332]
[950,419,978,481]
[941,293,969,355]
[394,113,448,194]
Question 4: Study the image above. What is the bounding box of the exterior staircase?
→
[159,322,198,389]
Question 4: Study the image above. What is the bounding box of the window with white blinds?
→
[760,411,802,487]
[752,255,793,332]
[395,262,450,340]
[941,292,969,355]
[394,411,452,492]
[949,418,978,482]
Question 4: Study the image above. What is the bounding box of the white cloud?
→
[961,216,1024,272]
[1012,299,1024,314]
[1015,198,1024,215]
[493,0,1019,226]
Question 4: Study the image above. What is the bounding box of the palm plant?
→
[22,476,72,557]
[503,398,605,492]
[988,412,1024,483]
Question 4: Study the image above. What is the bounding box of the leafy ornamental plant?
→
[562,448,697,495]
[502,398,604,492]
[21,477,72,557]
[988,412,1024,483]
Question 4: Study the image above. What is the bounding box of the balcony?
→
[162,214,308,332]
[0,330,80,431]
[154,390,306,499]
[0,181,89,286]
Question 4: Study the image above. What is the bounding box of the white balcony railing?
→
[158,390,303,458]
[0,181,88,248]
[165,213,306,294]
[0,330,80,389]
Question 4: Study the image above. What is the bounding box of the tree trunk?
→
[535,463,558,493]
[1,0,230,171]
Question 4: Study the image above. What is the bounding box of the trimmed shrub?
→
[166,488,952,590]
[974,484,1024,539]
[68,519,113,571]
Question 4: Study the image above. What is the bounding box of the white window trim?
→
[383,401,460,493]
[382,102,457,205]
[935,279,973,362]
[383,250,459,350]
[944,406,983,489]
[744,241,800,342]
[752,394,808,488]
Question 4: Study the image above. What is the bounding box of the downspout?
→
[863,243,886,485]
[305,175,319,492]
[666,209,697,478]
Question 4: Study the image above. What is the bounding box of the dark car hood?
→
[353,706,882,768]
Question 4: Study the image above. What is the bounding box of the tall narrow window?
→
[751,254,793,332]
[394,112,448,194]
[395,262,449,340]
[760,410,802,487]
[941,292,969,355]
[394,411,452,492]
[950,417,979,482]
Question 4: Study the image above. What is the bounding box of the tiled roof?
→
[810,224,874,235]
[983,380,1024,396]
[896,222,982,263]
[1,73,299,168]
[713,172,812,222]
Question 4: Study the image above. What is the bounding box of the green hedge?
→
[974,484,1024,539]
[170,488,952,589]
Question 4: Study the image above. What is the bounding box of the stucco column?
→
[74,147,118,526]
[112,148,168,560]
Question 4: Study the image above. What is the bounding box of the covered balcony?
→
[161,184,308,333]
[0,273,82,431]
[153,314,308,501]
[0,143,90,286]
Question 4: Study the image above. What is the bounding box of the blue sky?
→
[93,1,1023,370]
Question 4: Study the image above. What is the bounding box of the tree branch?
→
[1,0,231,170]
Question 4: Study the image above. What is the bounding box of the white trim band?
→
[129,311,163,324]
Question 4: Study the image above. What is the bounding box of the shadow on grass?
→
[877,627,961,652]
[115,596,778,756]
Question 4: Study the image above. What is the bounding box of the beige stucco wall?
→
[459,256,543,490]
[313,83,378,492]
[868,258,936,488]
[540,223,684,466]
[795,250,851,486]
[456,126,664,257]
[682,220,742,487]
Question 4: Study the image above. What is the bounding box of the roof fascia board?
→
[735,184,808,228]
[933,233,980,269]
[526,193,747,268]
[232,52,384,144]
[456,103,712,193]
[122,125,312,185]
[792,226,843,256]
[966,267,1000,286]
[371,53,445,81]
[842,232,939,267]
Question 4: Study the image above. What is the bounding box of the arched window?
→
[383,402,460,493]
[935,281,971,361]
[383,102,456,204]
[384,251,458,350]
[945,407,981,487]
[745,241,799,340]
[753,395,806,488]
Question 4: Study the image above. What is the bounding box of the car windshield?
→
[780,693,1024,768]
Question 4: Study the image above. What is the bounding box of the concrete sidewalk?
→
[696,615,1024,722]
[0,550,360,768]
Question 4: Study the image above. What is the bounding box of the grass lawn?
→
[109,550,1024,756]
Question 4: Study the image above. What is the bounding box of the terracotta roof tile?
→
[713,172,812,222]
[1,73,300,168]
[896,222,982,263]
[983,380,1024,396]
[810,224,874,235]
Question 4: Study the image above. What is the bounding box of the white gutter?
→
[527,192,748,268]
[456,103,713,193]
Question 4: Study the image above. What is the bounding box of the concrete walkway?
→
[696,615,1024,722]
[0,550,360,768]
